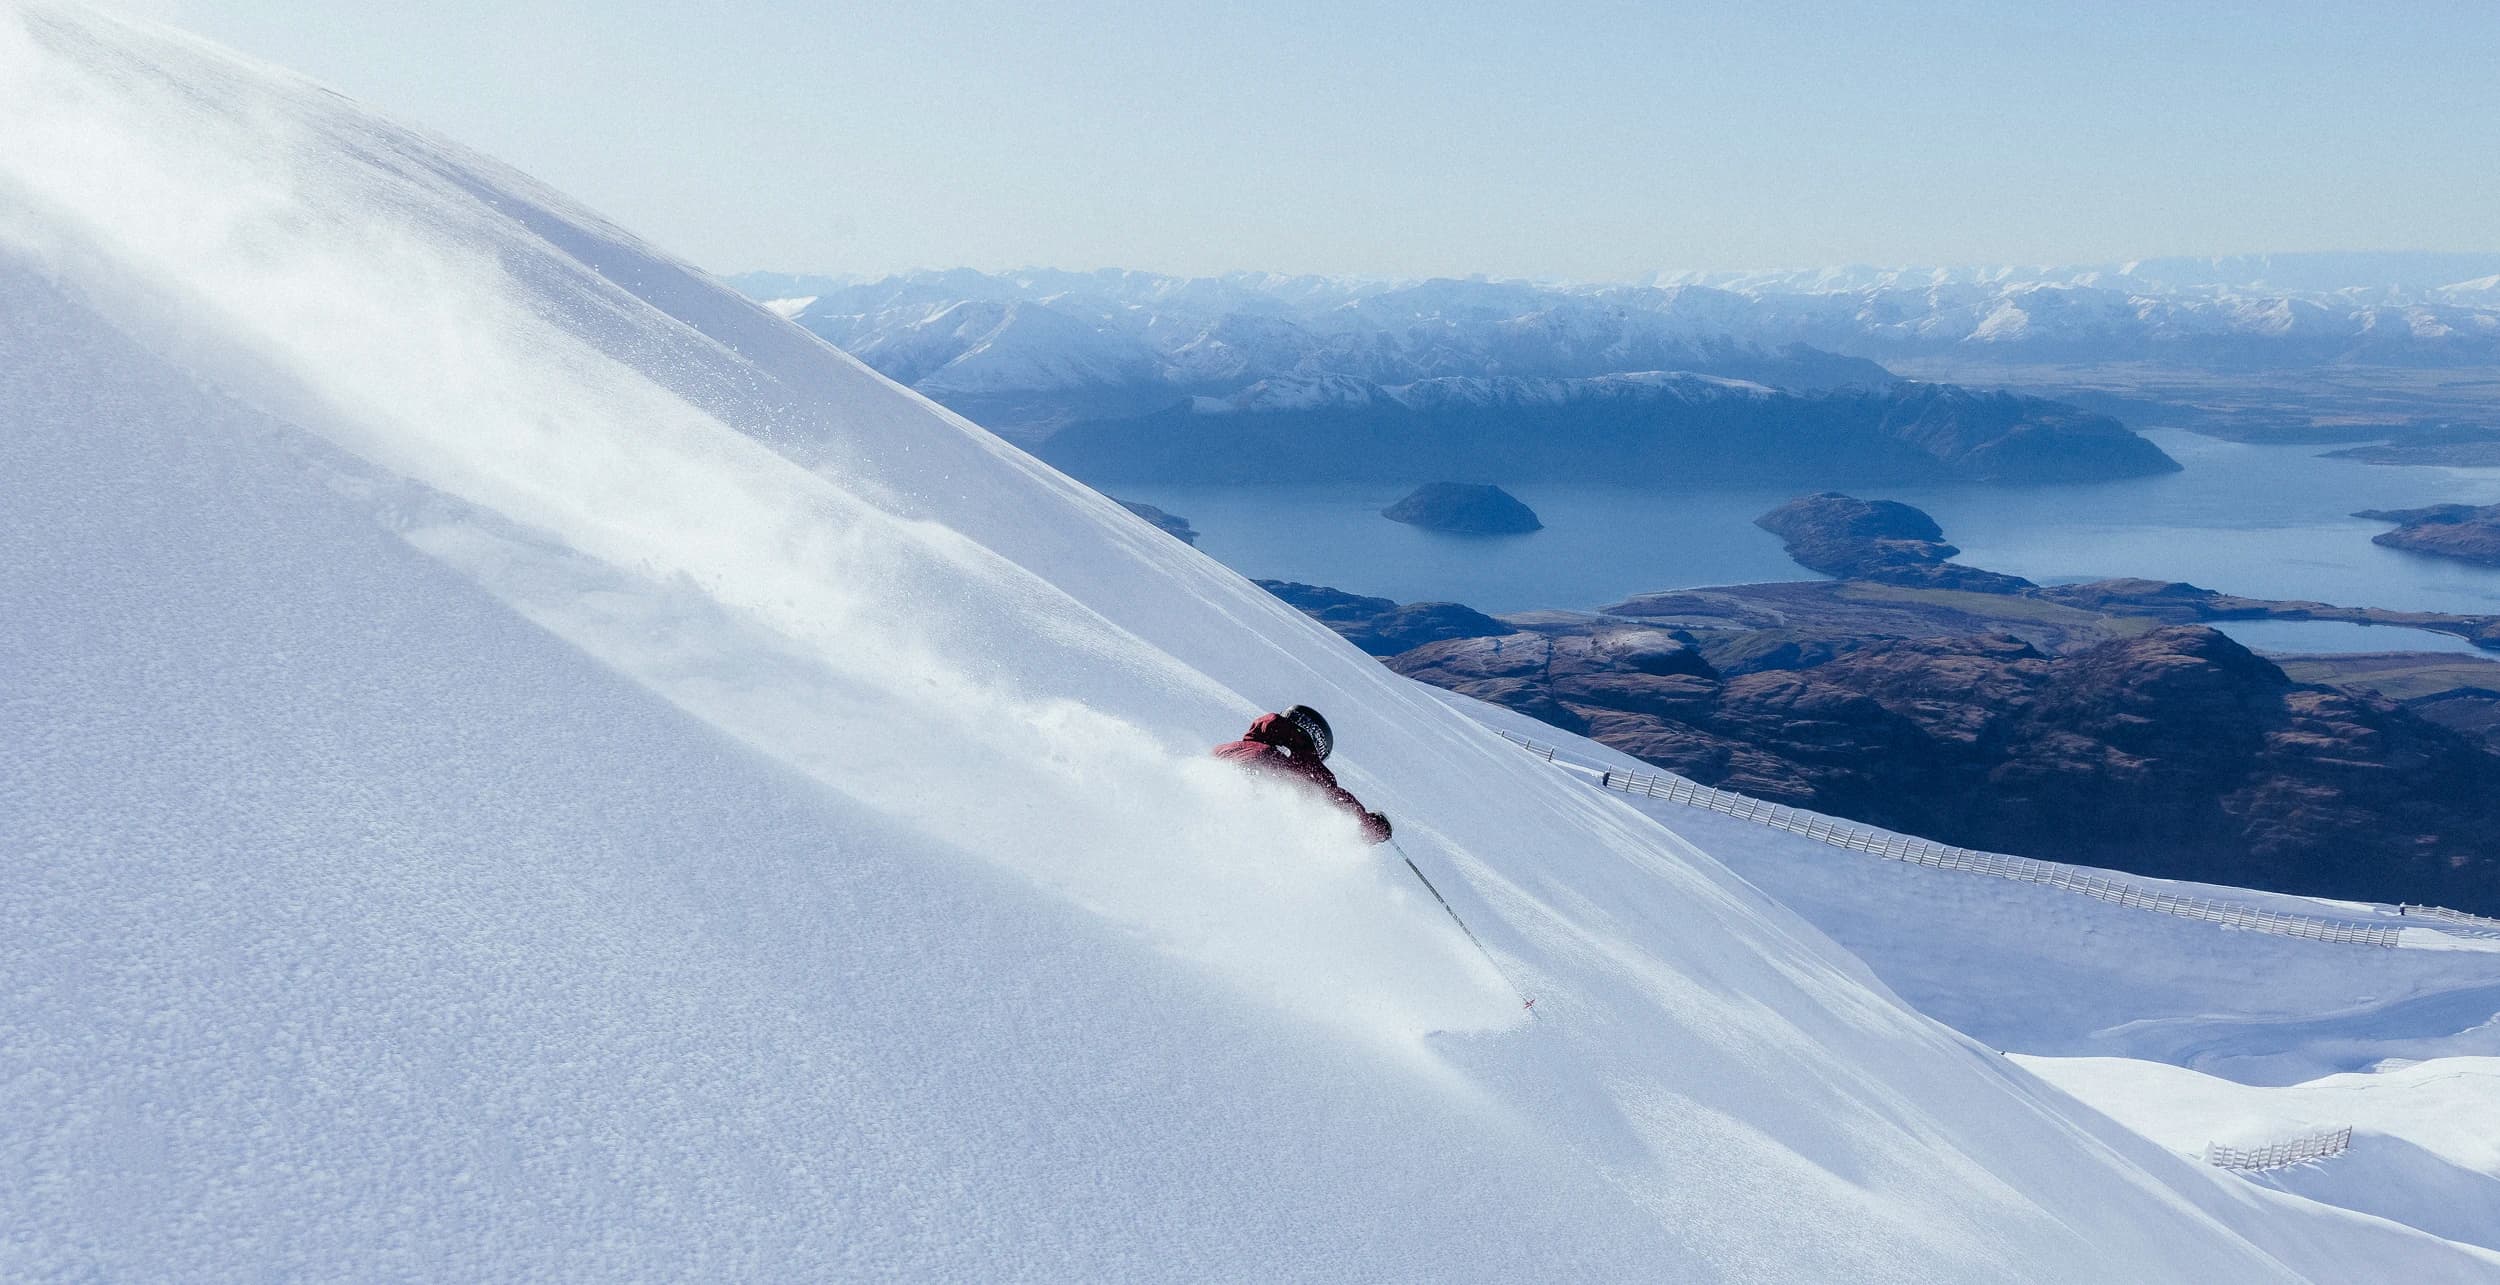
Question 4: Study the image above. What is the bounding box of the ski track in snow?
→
[4,4,2498,1279]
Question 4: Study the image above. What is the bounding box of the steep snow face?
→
[5,6,2494,1280]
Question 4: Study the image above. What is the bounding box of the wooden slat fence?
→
[1491,728,2407,949]
[2205,1127,2353,1171]
[2397,904,2500,937]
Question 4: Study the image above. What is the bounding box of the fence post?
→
[1494,728,2405,950]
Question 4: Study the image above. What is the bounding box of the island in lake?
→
[1753,492,2031,592]
[1382,483,1542,534]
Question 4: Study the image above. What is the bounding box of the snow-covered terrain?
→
[5,4,2496,1279]
[1441,693,2500,1268]
[2022,1058,2500,1255]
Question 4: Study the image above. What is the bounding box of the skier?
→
[1212,705,1393,844]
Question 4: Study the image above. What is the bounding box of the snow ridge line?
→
[1488,729,2410,949]
[2204,1127,2354,1172]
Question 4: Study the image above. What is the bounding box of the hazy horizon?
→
[118,0,2500,282]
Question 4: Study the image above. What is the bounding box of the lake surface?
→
[2210,620,2494,658]
[1119,429,2500,617]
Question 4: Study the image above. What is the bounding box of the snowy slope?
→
[1437,691,2500,1262]
[3,4,2495,1279]
[2021,1058,2500,1255]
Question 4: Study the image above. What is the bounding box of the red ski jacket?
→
[1212,713,1392,844]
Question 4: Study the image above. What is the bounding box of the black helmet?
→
[1284,705,1334,761]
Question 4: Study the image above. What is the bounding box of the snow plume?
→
[0,4,1508,1039]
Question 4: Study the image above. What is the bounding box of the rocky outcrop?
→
[1116,500,1197,544]
[2357,502,2500,568]
[1389,621,2500,914]
[1754,493,2034,591]
[1381,483,1542,534]
[1716,495,2500,650]
[1259,494,2500,913]
[1254,581,1510,657]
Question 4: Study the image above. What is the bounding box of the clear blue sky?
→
[124,0,2500,280]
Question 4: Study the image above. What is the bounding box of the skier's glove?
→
[1365,811,1393,844]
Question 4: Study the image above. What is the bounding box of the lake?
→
[1118,429,2500,627]
[2210,620,2494,657]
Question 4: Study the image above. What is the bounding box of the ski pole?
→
[1388,837,1538,1019]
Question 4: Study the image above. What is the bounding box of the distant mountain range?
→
[1644,251,2500,299]
[733,254,2500,435]
[740,269,1895,436]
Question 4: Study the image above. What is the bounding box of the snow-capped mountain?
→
[1648,251,2500,302]
[839,298,1161,395]
[2443,274,2500,306]
[743,270,1896,434]
[6,4,2496,1279]
[1784,280,2500,366]
[736,258,2500,428]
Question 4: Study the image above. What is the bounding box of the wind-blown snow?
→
[4,4,2495,1279]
